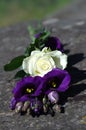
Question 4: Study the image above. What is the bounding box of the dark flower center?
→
[26,88,34,93]
[51,82,57,88]
[47,77,61,89]
[23,84,35,94]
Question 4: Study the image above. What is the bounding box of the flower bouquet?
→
[4,27,71,116]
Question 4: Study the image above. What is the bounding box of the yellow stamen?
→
[32,88,34,91]
[26,88,32,93]
[52,82,56,88]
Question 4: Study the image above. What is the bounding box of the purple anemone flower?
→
[37,68,71,95]
[45,37,64,52]
[10,76,42,109]
[35,33,63,52]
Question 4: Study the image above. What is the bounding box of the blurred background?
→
[0,0,71,27]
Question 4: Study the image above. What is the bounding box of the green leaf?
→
[40,31,50,40]
[25,44,35,56]
[4,55,25,71]
[28,26,36,42]
[26,26,51,55]
[34,30,50,50]
[14,70,26,79]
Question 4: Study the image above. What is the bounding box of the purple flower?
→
[10,68,71,110]
[35,33,64,52]
[10,76,42,109]
[37,68,71,95]
[45,37,64,52]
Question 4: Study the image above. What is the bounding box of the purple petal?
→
[35,33,64,52]
[37,68,71,94]
[35,33,41,38]
[10,97,17,110]
[12,76,42,98]
[45,36,64,52]
[19,95,29,102]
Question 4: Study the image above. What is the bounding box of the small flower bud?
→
[48,91,59,104]
[53,104,60,112]
[43,96,47,104]
[43,104,48,113]
[15,102,23,113]
[22,101,30,112]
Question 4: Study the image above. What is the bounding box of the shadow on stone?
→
[67,53,86,84]
[68,66,86,84]
[59,53,86,109]
[68,53,85,67]
[66,83,86,98]
[59,83,86,105]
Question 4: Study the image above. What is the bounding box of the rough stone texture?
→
[0,0,86,130]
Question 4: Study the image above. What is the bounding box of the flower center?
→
[26,87,34,94]
[48,78,60,89]
[37,59,50,71]
[52,82,57,88]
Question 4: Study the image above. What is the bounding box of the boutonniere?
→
[4,26,71,116]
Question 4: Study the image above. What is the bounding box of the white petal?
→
[42,47,51,53]
[47,50,67,69]
[31,50,40,56]
[22,57,30,74]
[60,54,67,69]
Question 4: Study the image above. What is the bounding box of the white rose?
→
[22,47,67,77]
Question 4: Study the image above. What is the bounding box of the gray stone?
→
[0,0,86,130]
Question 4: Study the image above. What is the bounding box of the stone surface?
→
[0,0,86,130]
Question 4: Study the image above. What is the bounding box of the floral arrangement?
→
[4,27,71,116]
